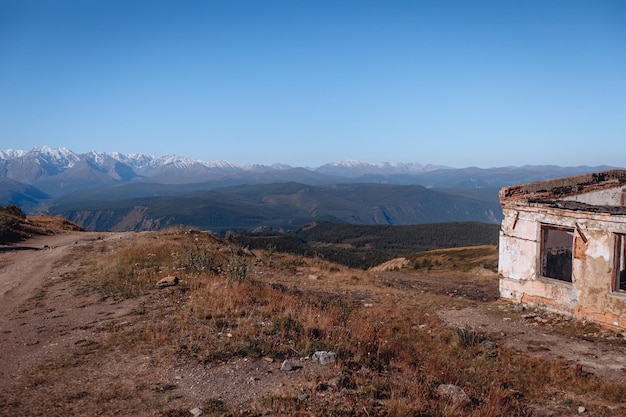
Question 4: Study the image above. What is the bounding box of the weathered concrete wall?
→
[499,208,539,281]
[499,201,626,330]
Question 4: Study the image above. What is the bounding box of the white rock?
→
[312,351,336,365]
[437,384,469,405]
[280,360,294,371]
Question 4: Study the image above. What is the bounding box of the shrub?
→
[177,243,215,273]
[0,203,25,218]
[454,325,479,348]
[227,255,248,283]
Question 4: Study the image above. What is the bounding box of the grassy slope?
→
[0,208,83,245]
[235,221,500,269]
[2,228,623,416]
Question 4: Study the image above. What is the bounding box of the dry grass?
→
[27,215,84,232]
[3,228,625,416]
[0,212,83,244]
[409,245,499,273]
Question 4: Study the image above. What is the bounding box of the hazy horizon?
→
[2,145,623,171]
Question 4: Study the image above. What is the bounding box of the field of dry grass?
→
[1,227,625,416]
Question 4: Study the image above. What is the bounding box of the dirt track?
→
[0,232,98,317]
[0,232,116,382]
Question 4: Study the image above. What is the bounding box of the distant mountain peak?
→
[316,160,447,178]
[0,149,27,159]
[327,160,369,167]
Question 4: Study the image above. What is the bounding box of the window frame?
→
[614,233,626,292]
[540,224,574,283]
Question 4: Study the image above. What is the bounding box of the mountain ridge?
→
[0,147,617,231]
[1,146,615,192]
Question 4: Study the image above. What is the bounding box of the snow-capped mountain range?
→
[0,146,444,186]
[0,146,615,217]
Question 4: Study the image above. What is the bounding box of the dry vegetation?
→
[0,203,83,244]
[1,227,626,416]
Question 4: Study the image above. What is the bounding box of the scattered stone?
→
[308,274,319,280]
[312,351,336,365]
[578,406,586,414]
[513,304,525,312]
[263,356,274,363]
[298,393,308,401]
[156,276,179,288]
[241,246,256,257]
[481,339,497,349]
[280,360,294,371]
[363,303,373,308]
[437,384,470,405]
[190,407,203,417]
[327,376,341,388]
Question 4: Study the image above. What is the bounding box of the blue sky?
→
[1,0,625,168]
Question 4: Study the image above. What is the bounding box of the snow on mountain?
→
[1,147,447,180]
[0,146,451,189]
[0,149,27,159]
[31,146,80,169]
[0,146,81,183]
[316,160,446,177]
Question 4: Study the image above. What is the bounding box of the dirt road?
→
[0,231,132,386]
[0,232,97,318]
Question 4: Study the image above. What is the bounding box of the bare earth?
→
[0,232,334,416]
[0,232,114,381]
[1,232,626,416]
[439,307,626,384]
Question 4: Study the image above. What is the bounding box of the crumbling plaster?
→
[498,170,626,329]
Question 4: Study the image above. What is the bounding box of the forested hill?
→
[49,182,501,232]
[235,221,500,269]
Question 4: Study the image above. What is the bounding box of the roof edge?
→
[500,169,626,202]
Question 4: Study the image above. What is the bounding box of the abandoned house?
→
[498,169,626,329]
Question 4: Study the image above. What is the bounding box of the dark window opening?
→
[616,234,626,291]
[541,226,573,282]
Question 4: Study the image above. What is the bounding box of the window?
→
[615,234,626,291]
[541,225,573,282]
